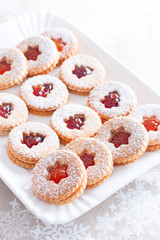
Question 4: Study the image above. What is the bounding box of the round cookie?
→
[17,36,59,76]
[50,104,102,144]
[59,54,105,95]
[43,27,78,64]
[0,93,28,135]
[7,122,60,168]
[32,150,87,204]
[95,117,148,166]
[65,137,113,188]
[130,104,160,151]
[0,48,28,89]
[88,81,137,121]
[20,75,69,116]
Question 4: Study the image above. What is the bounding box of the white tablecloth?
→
[0,0,160,239]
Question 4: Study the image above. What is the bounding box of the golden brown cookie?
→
[0,93,28,135]
[50,104,102,144]
[42,27,78,64]
[59,55,105,94]
[7,122,60,168]
[17,36,59,76]
[130,104,160,151]
[0,48,28,89]
[32,150,87,204]
[88,81,137,121]
[65,137,113,188]
[20,75,69,115]
[95,117,148,165]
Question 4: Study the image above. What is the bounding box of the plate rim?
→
[0,10,160,225]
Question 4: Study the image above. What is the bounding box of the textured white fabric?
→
[0,0,160,239]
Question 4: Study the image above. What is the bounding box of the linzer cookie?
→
[95,117,148,166]
[20,75,69,116]
[59,55,105,95]
[130,104,160,151]
[43,28,78,64]
[65,137,113,188]
[88,81,137,121]
[7,122,59,168]
[0,48,28,89]
[0,93,28,135]
[17,36,59,76]
[32,150,87,204]
[50,104,101,144]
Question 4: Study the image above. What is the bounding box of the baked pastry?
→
[17,36,59,76]
[43,27,78,64]
[0,93,28,135]
[32,150,87,204]
[50,104,102,144]
[7,122,59,168]
[20,75,69,115]
[88,81,137,122]
[0,48,28,89]
[130,104,160,151]
[95,117,148,165]
[65,137,113,188]
[59,54,105,95]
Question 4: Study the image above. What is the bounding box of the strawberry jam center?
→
[0,60,11,75]
[110,128,131,148]
[102,91,120,108]
[80,152,95,169]
[0,103,12,119]
[22,133,44,148]
[48,163,68,184]
[143,118,160,132]
[72,65,93,79]
[24,46,41,61]
[65,115,85,130]
[52,38,66,52]
[33,83,53,97]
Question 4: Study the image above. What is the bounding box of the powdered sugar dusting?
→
[129,104,160,145]
[8,122,59,162]
[0,93,28,130]
[32,150,85,200]
[60,54,105,91]
[20,75,69,110]
[42,28,78,61]
[95,117,148,163]
[17,36,59,75]
[0,48,28,87]
[50,104,102,141]
[88,81,137,119]
[65,137,113,185]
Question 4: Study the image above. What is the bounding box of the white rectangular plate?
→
[0,10,160,225]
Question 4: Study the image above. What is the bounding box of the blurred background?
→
[0,0,160,91]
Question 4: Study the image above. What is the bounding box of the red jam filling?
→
[143,118,160,132]
[22,133,44,148]
[52,38,66,52]
[80,152,95,169]
[72,65,93,79]
[24,46,41,61]
[102,91,120,108]
[65,115,85,130]
[0,60,11,75]
[110,128,131,148]
[33,83,53,97]
[0,103,12,119]
[48,163,68,184]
